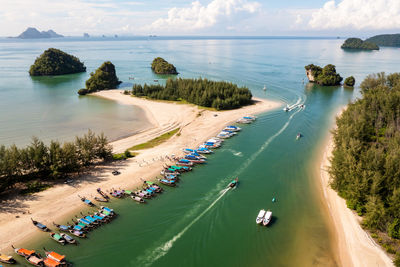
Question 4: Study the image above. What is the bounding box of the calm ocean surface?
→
[3,37,400,266]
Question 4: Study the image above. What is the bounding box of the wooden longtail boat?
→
[52,223,70,232]
[96,188,110,199]
[69,229,86,238]
[94,196,109,202]
[43,257,65,267]
[158,178,176,187]
[78,195,95,207]
[49,233,66,245]
[31,218,50,232]
[60,233,76,245]
[43,248,67,266]
[131,195,145,203]
[12,246,37,257]
[26,254,45,266]
[0,253,16,264]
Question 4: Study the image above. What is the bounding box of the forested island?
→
[343,76,355,87]
[78,61,121,95]
[151,57,178,75]
[341,37,379,50]
[29,48,86,76]
[129,78,252,110]
[0,131,112,195]
[330,72,400,263]
[366,34,400,47]
[305,64,343,86]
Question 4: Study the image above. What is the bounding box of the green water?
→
[3,37,400,266]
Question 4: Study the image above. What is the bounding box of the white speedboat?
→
[223,125,241,132]
[283,105,289,112]
[263,85,267,91]
[256,209,266,225]
[263,210,272,226]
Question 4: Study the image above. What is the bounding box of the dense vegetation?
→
[78,61,121,95]
[366,34,400,47]
[130,78,252,110]
[151,57,178,74]
[305,64,343,86]
[0,131,112,194]
[330,72,400,262]
[29,48,86,76]
[341,38,379,50]
[344,76,355,87]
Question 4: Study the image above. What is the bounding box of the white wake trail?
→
[135,187,231,266]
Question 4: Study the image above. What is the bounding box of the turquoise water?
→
[4,37,400,266]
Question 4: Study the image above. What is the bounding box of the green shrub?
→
[394,253,400,267]
[151,57,178,74]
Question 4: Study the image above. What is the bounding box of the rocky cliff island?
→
[305,64,343,86]
[78,61,121,95]
[16,27,63,39]
[341,38,379,50]
[29,48,86,76]
[151,57,178,75]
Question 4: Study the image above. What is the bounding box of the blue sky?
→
[1,0,400,37]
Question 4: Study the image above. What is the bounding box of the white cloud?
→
[149,0,261,32]
[309,0,400,30]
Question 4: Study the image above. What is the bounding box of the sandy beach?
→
[319,114,394,267]
[0,90,281,252]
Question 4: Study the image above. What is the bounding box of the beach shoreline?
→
[318,110,394,267]
[0,90,281,252]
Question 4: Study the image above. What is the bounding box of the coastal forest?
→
[29,48,86,76]
[330,72,400,260]
[0,131,112,195]
[78,61,121,95]
[151,57,178,74]
[130,77,252,110]
[366,34,400,47]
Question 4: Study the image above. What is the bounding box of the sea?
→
[1,36,399,266]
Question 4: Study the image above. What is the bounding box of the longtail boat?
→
[96,188,110,199]
[94,196,108,202]
[31,218,50,232]
[135,191,150,199]
[52,223,70,232]
[69,229,86,238]
[189,152,207,159]
[44,248,67,266]
[161,169,180,176]
[196,147,213,154]
[78,195,95,207]
[26,254,45,266]
[164,174,179,181]
[159,179,176,187]
[176,159,194,167]
[50,233,66,245]
[184,154,206,164]
[43,257,65,267]
[131,196,145,203]
[60,233,76,245]
[0,253,16,264]
[12,246,37,257]
[143,181,162,193]
[122,190,133,196]
[109,190,123,198]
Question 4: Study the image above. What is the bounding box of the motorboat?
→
[296,133,302,140]
[283,105,290,112]
[263,210,272,226]
[223,125,241,132]
[228,178,238,188]
[256,209,266,225]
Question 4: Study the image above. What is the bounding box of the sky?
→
[1,0,399,37]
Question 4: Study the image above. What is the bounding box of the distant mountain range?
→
[14,27,63,39]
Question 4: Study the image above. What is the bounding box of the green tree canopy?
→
[29,48,86,76]
[130,77,252,110]
[330,72,400,238]
[305,64,343,86]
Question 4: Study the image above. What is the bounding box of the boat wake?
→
[232,101,303,177]
[135,187,231,266]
